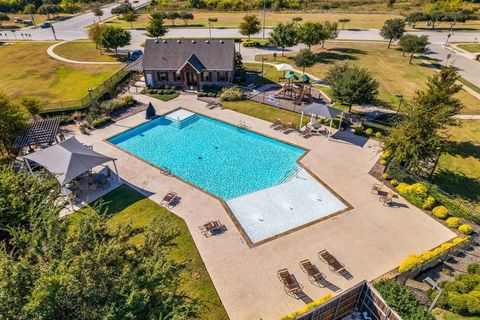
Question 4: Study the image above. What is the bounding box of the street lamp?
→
[395,94,404,114]
[261,57,266,85]
[262,0,266,39]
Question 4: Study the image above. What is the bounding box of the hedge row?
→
[280,294,333,320]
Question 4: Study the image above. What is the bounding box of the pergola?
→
[13,118,60,150]
[300,102,344,138]
[23,137,120,186]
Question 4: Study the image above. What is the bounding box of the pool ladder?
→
[278,167,301,184]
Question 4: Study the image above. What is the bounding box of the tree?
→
[404,12,428,28]
[294,48,315,72]
[0,93,27,156]
[321,21,339,48]
[23,4,37,26]
[111,3,133,15]
[146,11,167,39]
[292,16,302,24]
[380,18,406,48]
[324,63,379,111]
[239,14,261,40]
[384,67,463,173]
[20,96,42,119]
[429,10,445,29]
[399,34,429,63]
[88,23,105,53]
[37,4,61,20]
[60,0,80,14]
[165,11,179,25]
[99,26,131,55]
[179,11,194,25]
[338,18,350,29]
[123,11,138,29]
[0,12,9,27]
[442,11,467,29]
[298,22,323,49]
[90,2,103,22]
[386,0,395,8]
[269,22,298,56]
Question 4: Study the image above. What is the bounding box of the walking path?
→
[47,41,123,64]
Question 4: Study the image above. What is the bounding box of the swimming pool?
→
[109,109,347,244]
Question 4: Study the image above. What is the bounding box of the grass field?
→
[256,41,480,114]
[0,42,121,107]
[71,185,228,320]
[0,13,72,29]
[435,121,480,211]
[53,40,123,62]
[433,308,480,320]
[456,43,480,53]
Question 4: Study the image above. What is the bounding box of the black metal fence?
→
[296,281,402,320]
[40,69,130,115]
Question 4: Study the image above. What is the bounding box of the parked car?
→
[40,22,52,29]
[14,17,24,23]
[23,20,33,26]
[129,49,143,61]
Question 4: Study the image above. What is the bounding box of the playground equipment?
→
[275,82,312,104]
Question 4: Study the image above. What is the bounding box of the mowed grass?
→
[53,40,123,62]
[70,185,228,320]
[256,41,480,114]
[435,121,480,211]
[107,11,402,29]
[456,43,480,53]
[433,308,480,320]
[0,42,121,106]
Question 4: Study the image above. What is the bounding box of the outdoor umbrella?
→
[275,63,296,77]
[286,73,299,81]
[301,73,310,82]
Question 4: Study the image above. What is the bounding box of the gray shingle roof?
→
[142,39,235,71]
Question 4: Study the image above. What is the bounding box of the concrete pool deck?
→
[75,93,456,320]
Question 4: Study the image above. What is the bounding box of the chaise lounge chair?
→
[371,182,384,194]
[277,268,303,297]
[318,249,346,274]
[199,220,224,237]
[300,259,326,285]
[380,191,394,206]
[270,118,284,130]
[283,122,295,134]
[162,192,179,208]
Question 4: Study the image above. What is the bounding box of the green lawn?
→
[70,185,228,320]
[456,43,480,53]
[256,41,480,114]
[433,308,480,320]
[0,42,121,108]
[151,92,180,101]
[222,99,310,128]
[244,62,301,86]
[53,40,124,62]
[435,121,480,211]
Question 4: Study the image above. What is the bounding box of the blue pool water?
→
[109,112,305,200]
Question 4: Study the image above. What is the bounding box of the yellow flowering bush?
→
[411,183,428,198]
[432,206,450,219]
[382,173,389,179]
[446,217,461,228]
[396,183,410,194]
[458,224,474,235]
[379,159,387,165]
[281,294,333,320]
[380,150,391,159]
[422,196,436,210]
[390,179,399,186]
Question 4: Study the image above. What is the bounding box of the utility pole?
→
[262,0,266,39]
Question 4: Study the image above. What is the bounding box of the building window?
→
[158,71,168,81]
[218,71,226,82]
[176,72,181,81]
[202,71,211,82]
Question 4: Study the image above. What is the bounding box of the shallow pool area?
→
[109,109,347,244]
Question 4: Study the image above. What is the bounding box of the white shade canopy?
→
[275,63,296,72]
[23,137,116,185]
[303,103,343,120]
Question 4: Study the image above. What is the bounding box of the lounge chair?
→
[277,269,303,297]
[283,122,294,134]
[318,250,346,274]
[371,182,383,194]
[300,259,326,284]
[302,127,313,138]
[162,192,179,208]
[380,191,394,206]
[199,220,223,237]
[270,118,283,130]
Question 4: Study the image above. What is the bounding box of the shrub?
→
[91,116,112,128]
[446,217,461,228]
[354,125,364,135]
[242,40,261,47]
[365,128,373,136]
[375,131,383,139]
[122,94,136,105]
[380,150,391,159]
[281,294,333,320]
[458,224,474,235]
[390,179,398,186]
[422,196,436,210]
[382,173,389,179]
[395,182,429,208]
[379,159,386,165]
[219,86,243,101]
[432,206,450,219]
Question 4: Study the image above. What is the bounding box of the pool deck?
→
[75,93,456,320]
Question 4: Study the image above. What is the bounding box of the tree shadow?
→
[433,169,480,204]
[445,140,480,161]
[311,47,366,64]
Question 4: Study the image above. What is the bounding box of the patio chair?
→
[270,118,283,130]
[277,269,303,297]
[161,192,179,208]
[302,127,313,138]
[318,249,346,274]
[199,220,223,237]
[371,182,383,194]
[300,259,326,284]
[380,191,394,206]
[283,122,295,134]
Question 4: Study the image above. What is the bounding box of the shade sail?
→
[23,137,115,185]
[275,63,296,72]
[286,73,299,81]
[302,103,343,120]
[301,73,310,82]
